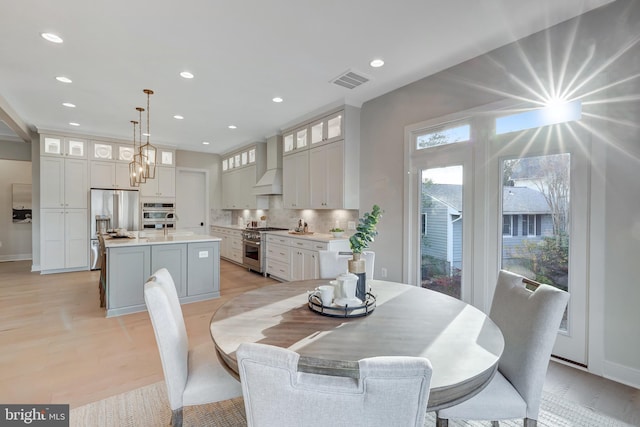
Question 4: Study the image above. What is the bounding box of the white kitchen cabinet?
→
[41,156,88,209]
[309,140,344,209]
[282,106,359,209]
[290,248,318,281]
[90,161,115,188]
[40,208,88,271]
[310,110,343,147]
[90,160,136,189]
[89,140,137,189]
[282,150,309,208]
[90,140,136,162]
[211,226,243,264]
[265,233,349,281]
[158,148,175,166]
[283,125,310,154]
[265,235,291,281]
[41,135,87,158]
[40,134,89,273]
[91,141,114,160]
[140,165,175,198]
[222,165,267,209]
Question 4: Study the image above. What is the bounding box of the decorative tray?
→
[308,292,376,318]
[289,231,315,235]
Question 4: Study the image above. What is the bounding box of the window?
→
[421,213,427,236]
[496,100,582,135]
[521,214,542,236]
[503,215,515,236]
[416,123,470,150]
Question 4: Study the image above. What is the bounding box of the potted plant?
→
[348,205,382,300]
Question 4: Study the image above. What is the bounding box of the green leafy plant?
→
[329,227,344,232]
[349,205,382,254]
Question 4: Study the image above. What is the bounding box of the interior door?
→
[176,169,207,235]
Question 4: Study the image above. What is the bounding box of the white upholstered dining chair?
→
[236,342,433,427]
[436,269,570,427]
[144,268,242,427]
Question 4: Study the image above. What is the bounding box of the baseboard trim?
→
[603,360,640,389]
[0,254,32,262]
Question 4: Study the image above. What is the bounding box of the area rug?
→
[70,381,634,427]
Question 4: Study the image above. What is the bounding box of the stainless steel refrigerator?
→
[90,188,140,270]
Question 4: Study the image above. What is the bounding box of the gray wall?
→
[360,0,640,384]
[0,140,31,161]
[0,140,33,260]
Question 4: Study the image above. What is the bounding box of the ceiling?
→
[0,0,613,155]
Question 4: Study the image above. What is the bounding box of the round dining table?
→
[209,279,504,410]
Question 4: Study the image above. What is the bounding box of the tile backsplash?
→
[211,195,359,233]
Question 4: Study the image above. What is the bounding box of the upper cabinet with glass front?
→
[158,148,175,166]
[41,135,87,158]
[283,125,309,154]
[284,109,347,155]
[310,111,343,147]
[221,145,257,173]
[89,140,139,163]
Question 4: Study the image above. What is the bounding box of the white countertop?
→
[210,224,246,231]
[210,224,350,243]
[263,229,349,243]
[103,231,221,248]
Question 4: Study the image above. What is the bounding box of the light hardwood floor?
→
[1,260,639,424]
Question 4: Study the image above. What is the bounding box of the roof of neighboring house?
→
[422,184,462,212]
[503,186,551,214]
[422,183,552,214]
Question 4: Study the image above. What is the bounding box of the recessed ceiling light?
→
[69,122,80,127]
[173,115,184,120]
[56,76,72,83]
[272,97,283,103]
[180,71,194,79]
[228,125,237,129]
[62,102,76,108]
[41,33,63,43]
[370,58,385,68]
[202,141,210,145]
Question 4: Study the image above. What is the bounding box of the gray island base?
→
[103,231,222,317]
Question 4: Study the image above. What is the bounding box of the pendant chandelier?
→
[128,119,145,187]
[140,89,157,179]
[128,89,156,186]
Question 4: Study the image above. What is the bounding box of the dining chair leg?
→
[524,418,537,427]
[435,416,448,427]
[171,407,183,427]
[491,422,500,427]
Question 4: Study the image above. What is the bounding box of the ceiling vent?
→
[331,69,370,89]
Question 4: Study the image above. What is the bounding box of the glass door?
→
[420,165,464,299]
[494,126,589,365]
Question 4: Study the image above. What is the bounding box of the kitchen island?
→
[102,231,221,317]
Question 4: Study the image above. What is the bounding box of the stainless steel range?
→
[242,227,287,274]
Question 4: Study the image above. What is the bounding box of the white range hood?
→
[253,134,283,195]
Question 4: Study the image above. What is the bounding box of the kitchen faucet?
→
[163,212,178,237]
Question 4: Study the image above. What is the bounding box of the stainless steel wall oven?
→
[142,201,176,230]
